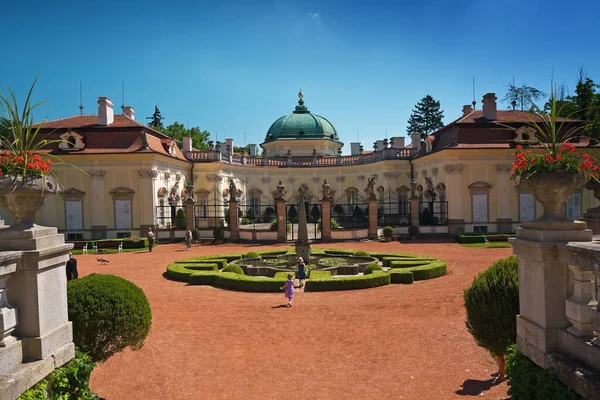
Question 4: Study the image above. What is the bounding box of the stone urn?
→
[523,170,586,228]
[0,174,60,229]
[584,179,600,214]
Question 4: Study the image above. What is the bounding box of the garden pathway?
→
[78,241,512,399]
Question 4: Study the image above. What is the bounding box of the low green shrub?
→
[353,250,369,256]
[363,262,384,275]
[245,251,260,258]
[383,226,394,237]
[214,272,286,292]
[222,264,245,274]
[274,271,295,279]
[202,254,243,262]
[213,227,224,240]
[409,261,447,281]
[175,258,227,269]
[190,227,200,240]
[308,270,331,280]
[189,272,217,285]
[257,249,290,256]
[505,344,582,400]
[67,274,152,362]
[457,234,515,244]
[18,350,98,400]
[323,249,354,255]
[388,260,432,268]
[389,269,414,284]
[180,263,218,271]
[305,271,390,291]
[408,225,419,237]
[166,263,194,281]
[270,220,292,232]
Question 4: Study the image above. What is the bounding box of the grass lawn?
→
[459,242,512,248]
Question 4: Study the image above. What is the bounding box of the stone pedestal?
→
[185,198,195,230]
[320,199,331,240]
[368,198,378,239]
[276,200,287,242]
[512,223,592,357]
[228,200,239,241]
[295,242,312,264]
[0,225,75,400]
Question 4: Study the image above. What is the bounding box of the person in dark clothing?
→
[66,252,78,281]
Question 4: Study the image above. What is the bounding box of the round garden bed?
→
[165,247,447,292]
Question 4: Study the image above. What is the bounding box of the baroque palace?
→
[18,91,599,241]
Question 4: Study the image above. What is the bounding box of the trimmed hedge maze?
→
[165,248,447,292]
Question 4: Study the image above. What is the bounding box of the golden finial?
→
[298,89,303,100]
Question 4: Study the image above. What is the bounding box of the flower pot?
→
[0,175,60,229]
[524,170,585,227]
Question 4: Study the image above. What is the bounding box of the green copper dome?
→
[263,92,339,143]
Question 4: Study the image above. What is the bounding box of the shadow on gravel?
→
[455,378,498,396]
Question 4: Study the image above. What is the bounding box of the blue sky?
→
[1,0,600,150]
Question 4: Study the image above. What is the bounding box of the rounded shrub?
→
[464,255,519,375]
[363,262,384,275]
[222,264,244,275]
[213,227,224,240]
[245,251,259,258]
[190,227,200,240]
[353,250,369,257]
[67,274,152,363]
[383,226,394,237]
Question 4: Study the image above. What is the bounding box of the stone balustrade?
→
[513,227,600,399]
[184,148,411,167]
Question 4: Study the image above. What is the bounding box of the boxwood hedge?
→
[388,260,432,268]
[306,270,390,291]
[389,270,414,284]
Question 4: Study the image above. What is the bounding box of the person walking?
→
[296,257,307,289]
[66,252,78,282]
[281,273,295,307]
[147,227,155,252]
[185,227,193,251]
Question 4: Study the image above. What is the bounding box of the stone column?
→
[1,226,75,364]
[321,198,331,240]
[368,198,378,239]
[229,199,239,240]
[410,196,420,228]
[0,254,20,376]
[139,169,159,236]
[512,223,592,362]
[276,199,287,242]
[185,198,195,229]
[496,164,513,232]
[444,164,465,234]
[88,169,106,239]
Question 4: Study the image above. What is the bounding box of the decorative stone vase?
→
[0,174,60,229]
[524,170,586,226]
[584,179,600,214]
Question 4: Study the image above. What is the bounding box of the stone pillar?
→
[0,254,20,376]
[1,227,74,362]
[496,164,513,232]
[321,198,331,240]
[368,198,378,239]
[410,196,420,228]
[444,164,465,234]
[565,263,596,337]
[89,169,107,239]
[185,198,195,229]
[512,222,592,360]
[276,200,287,242]
[229,200,239,240]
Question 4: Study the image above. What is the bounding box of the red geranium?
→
[0,151,52,178]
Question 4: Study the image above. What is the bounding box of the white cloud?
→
[309,13,320,21]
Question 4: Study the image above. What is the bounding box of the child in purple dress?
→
[281,273,295,307]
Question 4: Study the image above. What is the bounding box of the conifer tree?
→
[146,106,164,130]
[406,95,444,139]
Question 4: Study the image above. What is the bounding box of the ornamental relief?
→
[139,169,159,179]
[444,164,464,175]
[88,169,106,179]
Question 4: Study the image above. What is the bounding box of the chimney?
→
[482,93,497,120]
[375,140,384,151]
[248,144,258,157]
[410,133,421,155]
[350,142,361,156]
[123,106,135,120]
[97,97,114,126]
[390,136,405,148]
[183,136,192,153]
[226,138,234,153]
[462,105,473,116]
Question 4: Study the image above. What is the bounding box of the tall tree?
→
[146,106,164,130]
[163,122,210,150]
[503,83,546,111]
[406,95,444,139]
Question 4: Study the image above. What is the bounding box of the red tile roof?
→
[456,110,570,124]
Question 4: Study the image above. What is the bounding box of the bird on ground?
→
[97,257,110,265]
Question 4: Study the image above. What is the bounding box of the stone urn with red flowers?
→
[0,77,63,229]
